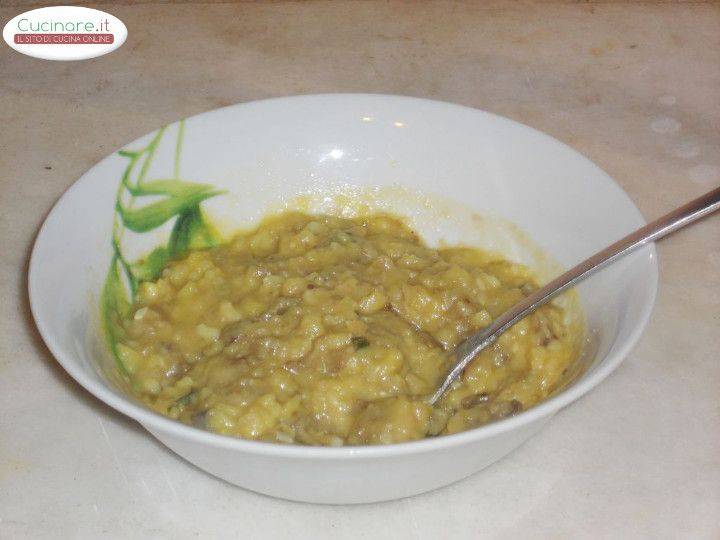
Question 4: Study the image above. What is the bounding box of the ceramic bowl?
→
[29,94,657,504]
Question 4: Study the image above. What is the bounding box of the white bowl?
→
[29,94,657,504]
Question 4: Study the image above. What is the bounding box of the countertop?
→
[1,1,718,538]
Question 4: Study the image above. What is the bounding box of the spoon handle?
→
[429,185,720,405]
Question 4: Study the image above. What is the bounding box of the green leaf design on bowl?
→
[101,121,224,376]
[116,186,222,233]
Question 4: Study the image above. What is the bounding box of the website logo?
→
[3,6,127,61]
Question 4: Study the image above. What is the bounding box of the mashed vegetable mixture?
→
[112,212,580,445]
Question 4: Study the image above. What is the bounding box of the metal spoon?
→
[428,185,720,405]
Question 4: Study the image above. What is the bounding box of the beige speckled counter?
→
[1,1,718,537]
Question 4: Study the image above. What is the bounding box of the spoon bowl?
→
[431,185,720,404]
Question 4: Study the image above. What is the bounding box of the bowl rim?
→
[28,93,659,459]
